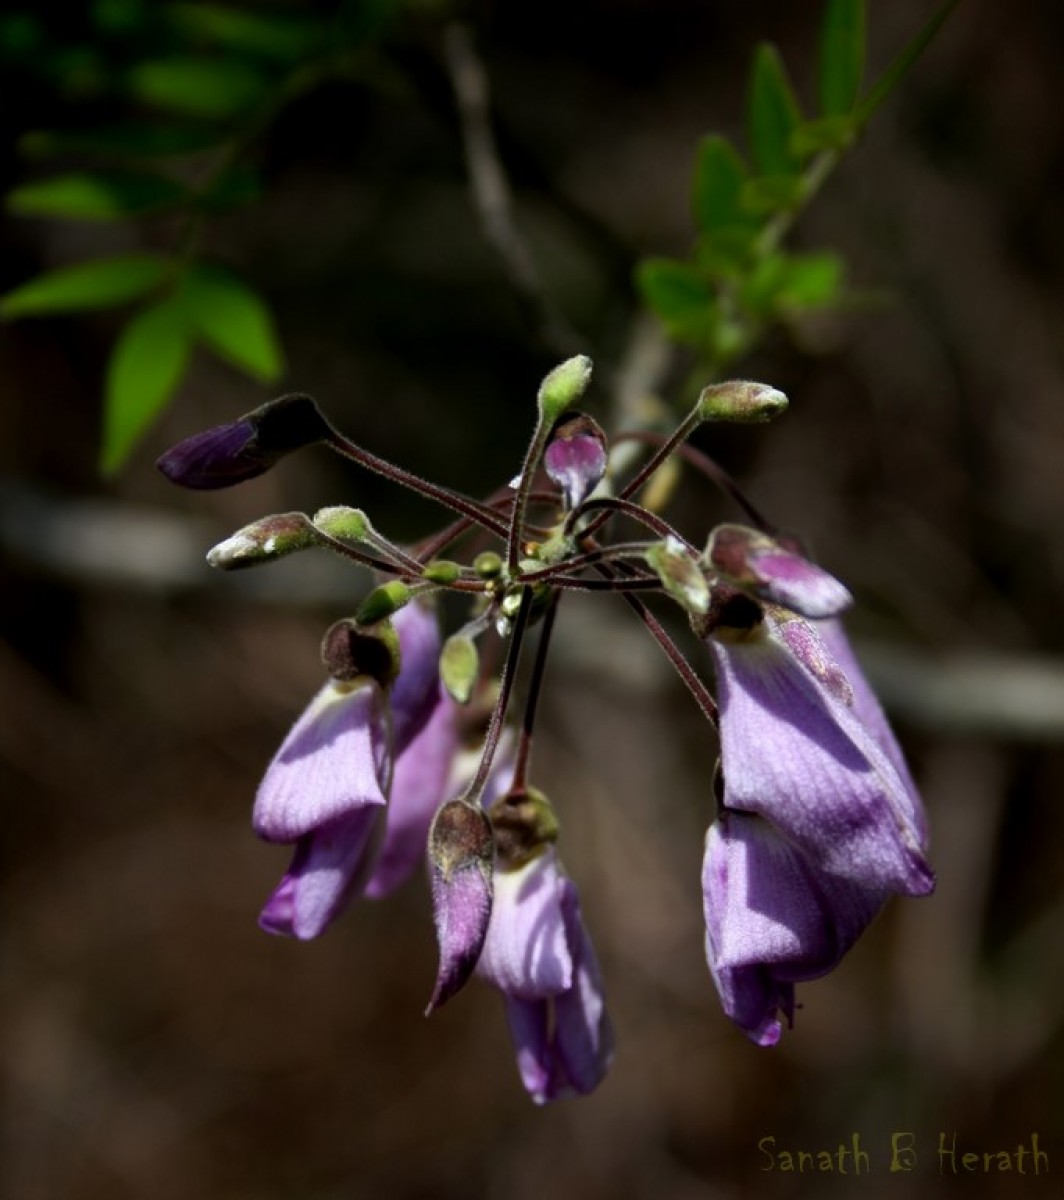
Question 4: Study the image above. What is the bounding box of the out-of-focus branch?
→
[443,22,584,359]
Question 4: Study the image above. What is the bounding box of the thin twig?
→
[443,22,584,359]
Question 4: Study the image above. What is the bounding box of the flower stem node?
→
[206,512,318,570]
[488,786,560,870]
[696,380,789,425]
[312,505,371,542]
[544,413,608,510]
[440,633,479,705]
[155,393,330,489]
[705,524,853,619]
[536,354,594,425]
[355,580,412,625]
[320,617,401,688]
[427,798,495,1012]
[645,536,710,615]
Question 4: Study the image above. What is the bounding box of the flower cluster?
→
[159,357,933,1101]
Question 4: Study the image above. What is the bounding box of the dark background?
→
[3,1,1064,1197]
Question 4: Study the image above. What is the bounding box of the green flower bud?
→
[421,559,463,585]
[473,551,504,580]
[313,505,371,541]
[537,354,593,425]
[696,380,788,425]
[355,580,412,624]
[206,512,317,570]
[440,633,479,704]
[646,536,710,615]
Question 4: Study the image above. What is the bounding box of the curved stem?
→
[570,495,697,553]
[511,592,561,791]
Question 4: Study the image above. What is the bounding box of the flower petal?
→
[258,805,384,939]
[708,612,933,895]
[253,681,389,843]
[390,600,444,751]
[363,683,460,899]
[477,850,573,999]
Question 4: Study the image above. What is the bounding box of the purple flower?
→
[156,393,329,490]
[703,809,886,1045]
[256,600,459,936]
[707,607,933,895]
[254,679,390,939]
[544,413,608,509]
[477,849,614,1103]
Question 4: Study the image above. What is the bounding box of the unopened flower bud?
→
[645,536,710,615]
[705,524,852,619]
[321,617,400,687]
[544,412,608,509]
[206,512,318,570]
[426,798,495,1012]
[537,354,593,425]
[474,551,503,580]
[355,580,412,625]
[696,380,788,425]
[440,633,479,705]
[156,393,330,489]
[421,559,462,585]
[487,786,559,870]
[313,505,371,542]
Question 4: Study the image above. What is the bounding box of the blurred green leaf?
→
[128,57,268,119]
[739,175,805,216]
[695,226,759,279]
[776,252,843,308]
[7,170,187,219]
[692,136,752,234]
[22,123,228,160]
[102,298,193,474]
[790,115,856,158]
[178,264,283,381]
[855,0,960,126]
[819,0,866,117]
[1,254,169,318]
[164,3,322,62]
[198,166,262,213]
[636,258,718,341]
[747,44,803,176]
[0,12,44,56]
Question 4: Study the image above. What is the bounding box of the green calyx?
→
[313,505,371,542]
[355,580,412,624]
[696,380,789,424]
[537,354,593,425]
[487,786,560,870]
[440,633,479,705]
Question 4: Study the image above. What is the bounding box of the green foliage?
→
[7,171,187,220]
[636,0,958,372]
[3,0,407,474]
[102,299,194,475]
[0,255,169,317]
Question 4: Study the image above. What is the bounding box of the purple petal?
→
[156,394,329,490]
[390,600,444,751]
[477,851,573,999]
[544,417,607,510]
[816,618,928,845]
[253,681,389,843]
[708,612,933,895]
[259,805,384,940]
[707,524,852,619]
[426,800,494,1011]
[363,683,460,899]
[703,811,887,1044]
[503,997,554,1103]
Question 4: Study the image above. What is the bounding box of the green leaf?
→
[128,57,267,119]
[6,171,187,220]
[164,3,322,61]
[739,175,805,216]
[747,44,803,177]
[692,136,751,234]
[21,123,228,160]
[695,226,759,279]
[178,264,283,381]
[855,0,960,126]
[636,258,718,342]
[776,252,843,308]
[102,299,193,474]
[819,0,866,117]
[1,254,169,318]
[790,115,856,158]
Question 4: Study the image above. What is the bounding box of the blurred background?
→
[3,1,1064,1197]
